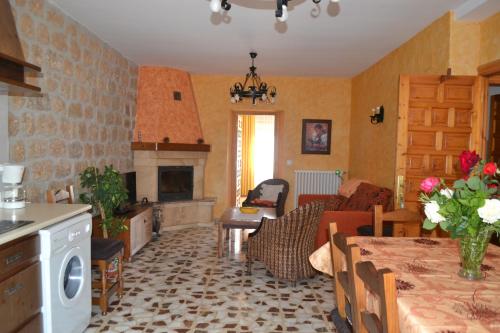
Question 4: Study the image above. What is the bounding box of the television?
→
[118,172,137,212]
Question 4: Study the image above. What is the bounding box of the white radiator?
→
[294,170,343,207]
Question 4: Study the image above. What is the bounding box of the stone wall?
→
[7,0,138,203]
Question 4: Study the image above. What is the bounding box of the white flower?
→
[424,201,446,223]
[477,199,500,224]
[439,188,454,199]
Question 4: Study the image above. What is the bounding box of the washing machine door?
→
[58,246,86,307]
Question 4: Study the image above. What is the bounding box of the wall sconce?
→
[370,105,384,124]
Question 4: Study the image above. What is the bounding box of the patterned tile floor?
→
[85,226,337,333]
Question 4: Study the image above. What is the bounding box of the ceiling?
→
[50,0,494,77]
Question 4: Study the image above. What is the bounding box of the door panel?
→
[442,132,470,150]
[408,108,426,125]
[455,109,472,127]
[396,75,483,211]
[444,85,473,102]
[410,84,439,100]
[408,131,436,150]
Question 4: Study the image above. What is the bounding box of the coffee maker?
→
[0,165,26,209]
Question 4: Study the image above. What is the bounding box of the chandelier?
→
[230,52,277,105]
[209,0,340,22]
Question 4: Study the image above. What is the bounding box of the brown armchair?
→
[242,178,289,217]
[247,201,324,284]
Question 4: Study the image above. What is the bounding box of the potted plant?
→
[79,165,128,239]
[419,150,500,280]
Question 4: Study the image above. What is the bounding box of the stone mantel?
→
[131,142,211,152]
[134,150,208,202]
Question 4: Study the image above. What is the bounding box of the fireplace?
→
[158,166,194,202]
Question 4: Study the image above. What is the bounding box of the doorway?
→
[231,111,282,207]
[486,85,500,163]
[236,114,275,206]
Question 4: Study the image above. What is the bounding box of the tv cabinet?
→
[92,204,153,261]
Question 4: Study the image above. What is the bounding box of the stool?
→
[91,238,124,314]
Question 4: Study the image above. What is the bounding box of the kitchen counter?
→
[0,203,91,245]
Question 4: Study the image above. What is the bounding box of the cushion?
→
[339,182,393,212]
[259,184,284,201]
[250,199,276,207]
[324,195,347,211]
[91,239,124,260]
[338,179,370,198]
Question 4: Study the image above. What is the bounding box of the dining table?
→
[309,236,500,333]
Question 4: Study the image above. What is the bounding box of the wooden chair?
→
[358,205,422,237]
[46,185,75,203]
[46,185,124,315]
[329,223,365,332]
[355,261,399,333]
[374,205,422,237]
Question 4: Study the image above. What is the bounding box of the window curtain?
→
[253,115,275,186]
[241,115,255,196]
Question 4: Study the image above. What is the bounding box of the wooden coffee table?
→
[217,207,276,257]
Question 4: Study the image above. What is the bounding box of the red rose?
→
[488,184,498,189]
[420,177,440,193]
[484,162,497,176]
[459,150,480,175]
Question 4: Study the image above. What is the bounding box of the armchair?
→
[247,201,324,284]
[242,178,289,217]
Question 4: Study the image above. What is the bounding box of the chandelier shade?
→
[230,52,277,105]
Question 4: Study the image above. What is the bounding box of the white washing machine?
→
[39,213,92,333]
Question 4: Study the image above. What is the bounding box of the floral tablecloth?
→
[309,237,500,333]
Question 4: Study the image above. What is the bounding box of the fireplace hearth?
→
[158,166,194,202]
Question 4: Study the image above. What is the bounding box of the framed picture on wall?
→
[301,119,332,155]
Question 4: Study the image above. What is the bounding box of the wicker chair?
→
[247,201,324,284]
[242,178,289,217]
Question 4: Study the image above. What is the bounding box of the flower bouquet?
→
[419,150,500,280]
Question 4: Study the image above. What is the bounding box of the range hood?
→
[0,0,42,96]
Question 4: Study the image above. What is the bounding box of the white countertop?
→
[0,203,92,245]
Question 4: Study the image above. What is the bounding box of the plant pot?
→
[458,229,493,280]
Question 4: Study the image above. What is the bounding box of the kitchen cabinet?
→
[0,234,42,333]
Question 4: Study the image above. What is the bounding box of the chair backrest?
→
[248,178,290,217]
[355,261,399,333]
[329,222,349,319]
[329,223,365,332]
[249,178,289,202]
[47,185,75,204]
[374,205,422,237]
[275,200,323,242]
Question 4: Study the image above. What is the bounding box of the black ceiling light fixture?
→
[230,52,277,105]
[209,0,340,22]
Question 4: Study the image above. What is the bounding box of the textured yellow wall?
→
[191,75,351,215]
[349,13,452,189]
[479,11,500,66]
[450,20,480,75]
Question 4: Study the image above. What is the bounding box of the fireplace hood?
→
[0,1,42,96]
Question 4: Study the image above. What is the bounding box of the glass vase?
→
[458,229,492,280]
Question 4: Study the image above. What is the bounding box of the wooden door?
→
[488,94,500,163]
[396,75,485,211]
